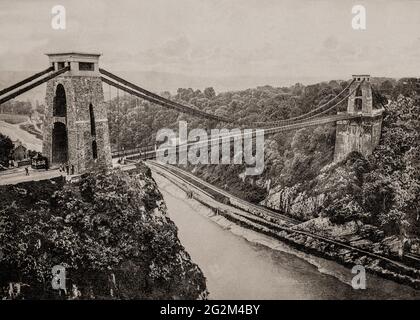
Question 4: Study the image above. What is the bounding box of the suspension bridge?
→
[3,53,420,274]
[0,52,384,173]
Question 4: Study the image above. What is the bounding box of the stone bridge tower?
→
[334,75,384,162]
[42,52,112,174]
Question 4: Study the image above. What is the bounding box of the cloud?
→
[2,0,420,82]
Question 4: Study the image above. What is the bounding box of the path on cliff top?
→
[0,119,42,152]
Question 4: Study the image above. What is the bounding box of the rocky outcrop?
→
[262,184,326,220]
[0,163,207,299]
[261,152,366,223]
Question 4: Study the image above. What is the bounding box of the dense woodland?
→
[0,78,418,240]
[0,100,41,116]
[107,78,419,239]
[0,77,418,298]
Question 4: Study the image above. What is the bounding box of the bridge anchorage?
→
[43,52,112,174]
[334,75,385,162]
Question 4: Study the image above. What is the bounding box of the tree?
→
[0,166,207,299]
[380,80,394,95]
[0,133,13,167]
[36,103,45,115]
[204,87,216,100]
[291,83,304,96]
[363,95,420,237]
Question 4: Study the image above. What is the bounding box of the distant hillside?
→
[0,69,400,104]
[111,70,327,94]
[0,70,330,104]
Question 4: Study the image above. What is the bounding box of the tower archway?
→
[355,86,363,112]
[89,103,96,136]
[92,140,98,159]
[53,84,67,117]
[52,122,68,164]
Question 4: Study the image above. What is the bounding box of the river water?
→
[153,173,420,300]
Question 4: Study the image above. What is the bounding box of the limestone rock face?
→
[261,153,364,222]
[334,115,383,162]
[262,183,325,221]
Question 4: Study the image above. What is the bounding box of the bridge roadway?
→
[145,160,420,271]
[0,157,129,185]
[112,113,362,160]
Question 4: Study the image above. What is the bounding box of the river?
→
[153,173,420,300]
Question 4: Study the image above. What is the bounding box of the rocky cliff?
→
[0,163,207,299]
[263,94,420,243]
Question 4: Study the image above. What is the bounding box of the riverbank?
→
[150,165,420,296]
[154,172,419,299]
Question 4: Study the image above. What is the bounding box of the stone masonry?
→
[42,53,112,174]
[334,75,384,162]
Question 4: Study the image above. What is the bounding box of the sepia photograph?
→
[0,0,419,311]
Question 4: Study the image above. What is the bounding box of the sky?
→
[1,0,420,90]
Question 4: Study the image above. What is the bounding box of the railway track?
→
[146,160,420,273]
[147,160,299,225]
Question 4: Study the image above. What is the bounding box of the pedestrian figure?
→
[25,167,29,176]
[65,164,69,175]
[71,165,74,175]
